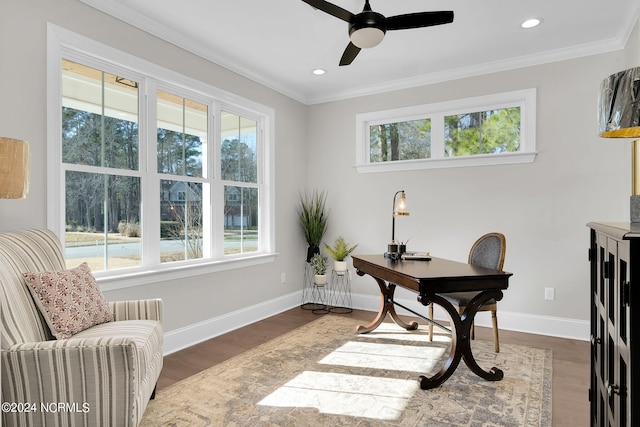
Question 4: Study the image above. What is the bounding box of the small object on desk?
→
[402,251,431,260]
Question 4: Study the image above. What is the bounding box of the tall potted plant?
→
[298,190,329,262]
[324,236,358,275]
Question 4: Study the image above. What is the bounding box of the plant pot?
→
[306,245,320,263]
[314,274,327,285]
[333,260,347,275]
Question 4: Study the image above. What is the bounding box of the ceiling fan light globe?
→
[350,27,385,48]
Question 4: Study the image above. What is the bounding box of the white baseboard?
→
[163,291,303,355]
[163,289,589,355]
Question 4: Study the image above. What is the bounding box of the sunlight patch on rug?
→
[319,340,446,372]
[258,322,447,420]
[357,322,452,344]
[258,371,419,420]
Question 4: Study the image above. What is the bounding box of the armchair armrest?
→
[110,298,163,322]
[2,337,139,426]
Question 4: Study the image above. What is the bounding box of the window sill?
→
[97,253,278,292]
[354,151,537,174]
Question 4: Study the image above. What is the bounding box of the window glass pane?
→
[157,90,206,177]
[160,180,203,262]
[445,107,521,157]
[369,119,431,163]
[221,111,257,183]
[65,171,141,271]
[61,59,139,170]
[224,186,258,255]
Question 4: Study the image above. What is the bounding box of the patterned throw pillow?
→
[23,262,113,339]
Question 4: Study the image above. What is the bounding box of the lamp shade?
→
[0,137,30,199]
[599,67,640,138]
[393,191,409,216]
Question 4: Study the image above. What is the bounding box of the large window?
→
[48,26,275,289]
[355,89,536,173]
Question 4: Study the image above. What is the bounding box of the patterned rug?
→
[140,315,552,426]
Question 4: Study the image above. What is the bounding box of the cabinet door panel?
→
[617,241,631,425]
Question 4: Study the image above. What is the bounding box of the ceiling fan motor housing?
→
[349,11,386,48]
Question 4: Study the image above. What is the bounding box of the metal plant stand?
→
[301,262,328,313]
[311,282,329,314]
[328,270,352,313]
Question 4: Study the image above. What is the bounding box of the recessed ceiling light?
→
[521,18,543,29]
[312,68,326,75]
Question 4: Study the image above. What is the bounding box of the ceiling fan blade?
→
[301,0,354,22]
[385,11,454,31]
[339,42,361,66]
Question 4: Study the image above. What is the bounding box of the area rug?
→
[140,315,552,426]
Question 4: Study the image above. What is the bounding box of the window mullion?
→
[202,105,215,259]
[431,113,445,160]
[212,104,225,258]
[143,80,160,269]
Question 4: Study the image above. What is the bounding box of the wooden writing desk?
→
[352,254,513,390]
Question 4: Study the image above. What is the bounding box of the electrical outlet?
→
[281,273,286,284]
[544,287,555,301]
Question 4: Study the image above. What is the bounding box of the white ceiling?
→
[79,0,639,105]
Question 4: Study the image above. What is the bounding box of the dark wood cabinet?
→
[588,222,638,427]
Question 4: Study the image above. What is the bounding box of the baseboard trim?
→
[163,291,302,355]
[163,289,589,355]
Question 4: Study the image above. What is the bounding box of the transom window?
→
[47,26,275,289]
[356,89,536,173]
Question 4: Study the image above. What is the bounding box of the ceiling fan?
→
[302,0,454,66]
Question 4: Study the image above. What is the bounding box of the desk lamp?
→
[0,137,30,199]
[599,67,640,223]
[384,190,409,259]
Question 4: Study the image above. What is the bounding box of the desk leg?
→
[417,290,504,390]
[356,276,419,334]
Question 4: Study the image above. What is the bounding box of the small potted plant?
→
[310,253,328,285]
[324,236,358,275]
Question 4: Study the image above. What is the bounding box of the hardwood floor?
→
[158,307,590,426]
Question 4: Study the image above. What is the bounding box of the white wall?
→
[1,0,637,347]
[306,43,636,339]
[0,0,309,346]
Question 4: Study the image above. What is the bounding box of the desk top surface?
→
[352,254,512,293]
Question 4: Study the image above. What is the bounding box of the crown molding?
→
[307,36,627,104]
[78,0,639,106]
[76,0,308,103]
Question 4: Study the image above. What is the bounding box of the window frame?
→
[355,89,537,173]
[47,24,276,291]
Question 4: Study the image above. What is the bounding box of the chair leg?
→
[150,384,157,400]
[491,309,500,353]
[428,303,434,341]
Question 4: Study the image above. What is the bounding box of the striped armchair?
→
[0,229,163,427]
